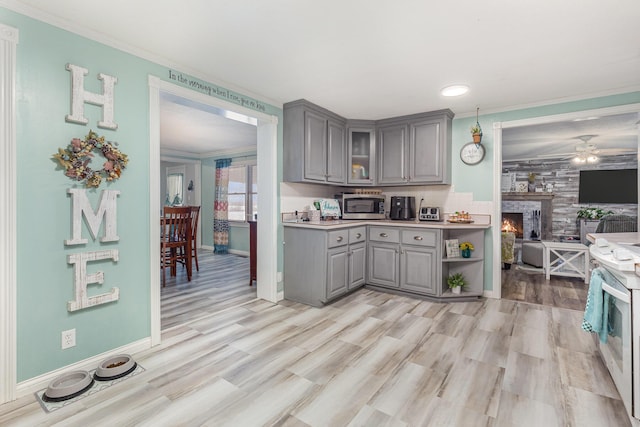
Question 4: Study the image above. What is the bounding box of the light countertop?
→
[282,219,491,230]
[586,232,640,245]
[587,232,640,280]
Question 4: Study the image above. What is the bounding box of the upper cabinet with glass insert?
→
[347,120,375,185]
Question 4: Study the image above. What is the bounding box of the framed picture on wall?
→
[501,173,516,192]
[515,182,528,192]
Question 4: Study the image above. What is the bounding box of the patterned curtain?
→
[213,158,232,253]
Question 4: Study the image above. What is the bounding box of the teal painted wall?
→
[1,8,282,382]
[3,5,639,382]
[229,225,250,253]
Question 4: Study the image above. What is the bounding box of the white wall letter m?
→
[65,189,120,246]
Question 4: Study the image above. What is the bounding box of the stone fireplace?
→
[501,193,554,241]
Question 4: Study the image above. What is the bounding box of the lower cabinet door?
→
[327,247,349,300]
[400,246,437,295]
[349,242,366,289]
[368,242,399,288]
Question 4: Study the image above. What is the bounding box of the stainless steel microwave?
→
[341,194,385,219]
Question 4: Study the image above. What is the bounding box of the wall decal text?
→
[168,69,266,112]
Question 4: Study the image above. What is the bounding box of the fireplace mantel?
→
[501,192,555,201]
[501,192,554,240]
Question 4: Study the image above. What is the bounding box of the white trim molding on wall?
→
[0,22,18,405]
[148,75,280,347]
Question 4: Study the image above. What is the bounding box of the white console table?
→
[542,241,590,283]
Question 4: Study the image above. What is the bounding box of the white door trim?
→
[492,103,640,298]
[148,76,280,345]
[0,22,18,405]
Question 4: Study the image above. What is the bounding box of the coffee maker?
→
[390,196,416,220]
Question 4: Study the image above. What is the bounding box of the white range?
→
[588,232,640,426]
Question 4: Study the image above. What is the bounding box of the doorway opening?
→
[493,103,640,308]
[149,76,279,345]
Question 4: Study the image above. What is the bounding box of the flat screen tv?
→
[578,169,638,204]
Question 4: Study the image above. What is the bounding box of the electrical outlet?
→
[61,329,76,349]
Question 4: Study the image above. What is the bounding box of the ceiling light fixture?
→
[573,135,600,163]
[441,85,469,97]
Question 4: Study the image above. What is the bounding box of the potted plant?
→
[528,172,536,192]
[576,207,613,220]
[470,124,482,143]
[459,242,474,258]
[447,272,466,294]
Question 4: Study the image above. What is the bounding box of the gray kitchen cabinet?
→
[399,229,439,295]
[376,123,408,185]
[327,246,348,299]
[401,245,437,294]
[348,242,366,289]
[367,226,440,296]
[284,99,453,187]
[377,110,453,185]
[284,225,365,307]
[409,117,449,183]
[327,119,346,183]
[284,99,346,184]
[368,227,400,288]
[368,242,400,288]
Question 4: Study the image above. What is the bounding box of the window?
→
[228,164,257,221]
[166,170,184,206]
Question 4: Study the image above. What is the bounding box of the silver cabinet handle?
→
[380,233,388,238]
[356,233,362,239]
[414,236,423,241]
[336,236,343,242]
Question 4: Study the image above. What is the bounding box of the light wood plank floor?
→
[161,251,256,330]
[1,254,629,426]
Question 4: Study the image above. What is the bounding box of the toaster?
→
[419,207,441,221]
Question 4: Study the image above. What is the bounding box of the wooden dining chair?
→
[189,206,200,271]
[178,206,201,272]
[161,206,192,287]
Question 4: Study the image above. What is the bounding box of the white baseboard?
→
[229,249,249,257]
[16,337,151,398]
[483,289,499,299]
[200,245,248,258]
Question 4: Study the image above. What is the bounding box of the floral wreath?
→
[53,130,129,188]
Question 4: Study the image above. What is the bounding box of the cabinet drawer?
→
[327,229,349,248]
[401,229,438,247]
[369,227,400,243]
[349,227,366,244]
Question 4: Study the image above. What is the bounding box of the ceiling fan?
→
[536,134,636,162]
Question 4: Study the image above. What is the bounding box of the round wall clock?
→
[460,142,485,165]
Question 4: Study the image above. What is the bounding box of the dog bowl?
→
[43,370,94,402]
[94,354,136,381]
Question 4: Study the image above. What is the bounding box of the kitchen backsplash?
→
[280,183,493,217]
